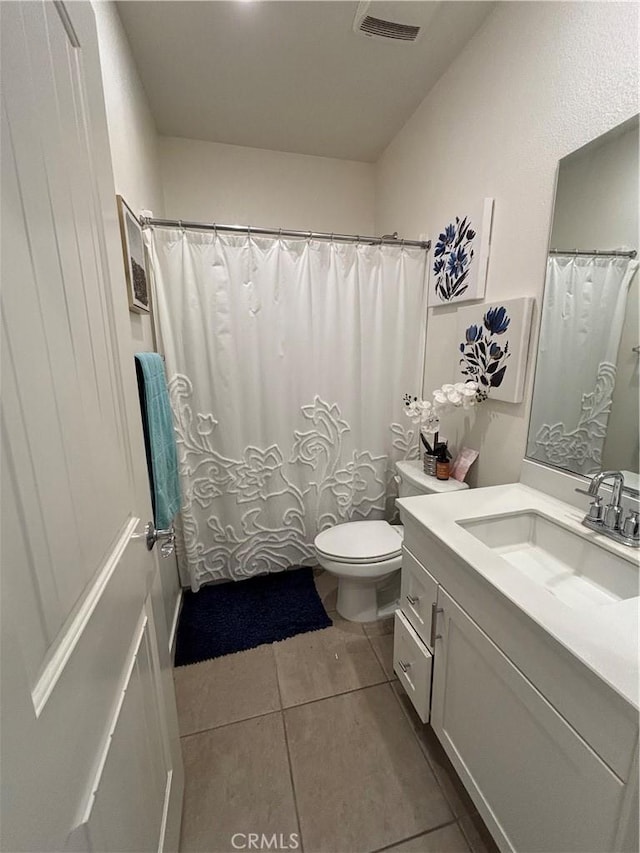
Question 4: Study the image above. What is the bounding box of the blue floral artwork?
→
[459,306,511,400]
[429,199,494,307]
[455,297,534,404]
[433,217,476,302]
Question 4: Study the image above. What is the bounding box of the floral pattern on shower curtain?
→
[146,230,427,589]
[527,255,638,476]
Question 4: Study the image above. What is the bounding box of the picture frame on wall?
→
[428,197,494,307]
[456,296,534,404]
[117,195,150,313]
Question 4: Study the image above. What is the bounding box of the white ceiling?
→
[117,1,495,163]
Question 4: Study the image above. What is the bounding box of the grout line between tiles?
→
[389,681,437,763]
[274,655,304,853]
[365,633,394,681]
[178,644,282,740]
[389,682,483,830]
[388,682,459,810]
[368,817,460,853]
[179,679,395,742]
[179,707,283,741]
[280,675,390,713]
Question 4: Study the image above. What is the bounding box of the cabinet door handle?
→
[398,660,411,673]
[406,593,419,606]
[430,603,443,647]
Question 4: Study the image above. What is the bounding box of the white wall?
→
[93,1,164,218]
[93,0,164,353]
[94,1,181,637]
[160,136,375,234]
[375,1,639,487]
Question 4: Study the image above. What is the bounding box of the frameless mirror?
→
[527,116,639,489]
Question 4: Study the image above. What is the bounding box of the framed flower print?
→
[428,198,494,307]
[456,297,534,403]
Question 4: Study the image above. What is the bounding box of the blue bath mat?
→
[174,566,333,666]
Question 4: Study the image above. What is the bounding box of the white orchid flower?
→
[404,401,421,421]
[405,380,481,438]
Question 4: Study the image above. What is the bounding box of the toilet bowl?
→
[314,459,469,622]
[315,521,404,622]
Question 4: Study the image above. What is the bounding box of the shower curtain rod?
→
[549,248,637,259]
[139,216,431,250]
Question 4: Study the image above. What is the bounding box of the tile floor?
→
[174,570,498,853]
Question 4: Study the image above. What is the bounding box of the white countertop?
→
[397,483,640,709]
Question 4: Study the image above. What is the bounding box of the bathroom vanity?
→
[393,483,639,853]
[392,114,640,853]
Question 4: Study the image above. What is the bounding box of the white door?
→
[1,2,183,850]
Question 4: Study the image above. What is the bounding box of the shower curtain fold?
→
[146,229,427,589]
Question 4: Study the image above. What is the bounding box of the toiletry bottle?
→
[436,448,450,481]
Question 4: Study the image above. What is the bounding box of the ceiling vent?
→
[353,2,427,44]
[359,16,420,42]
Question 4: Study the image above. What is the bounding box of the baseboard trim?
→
[168,589,183,660]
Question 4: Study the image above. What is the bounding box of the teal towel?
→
[135,353,181,529]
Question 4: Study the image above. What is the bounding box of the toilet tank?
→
[395,459,469,498]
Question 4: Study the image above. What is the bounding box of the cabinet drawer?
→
[399,547,438,648]
[393,610,432,723]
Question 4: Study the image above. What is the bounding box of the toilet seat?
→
[314,520,403,564]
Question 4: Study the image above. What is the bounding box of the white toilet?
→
[314,459,469,622]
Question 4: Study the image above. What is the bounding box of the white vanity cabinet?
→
[431,589,626,853]
[394,529,639,853]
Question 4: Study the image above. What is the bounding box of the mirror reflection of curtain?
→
[146,229,427,589]
[527,255,638,476]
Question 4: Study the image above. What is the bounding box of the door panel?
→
[76,606,169,853]
[0,2,183,850]
[2,1,127,636]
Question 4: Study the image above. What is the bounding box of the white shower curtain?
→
[146,229,427,589]
[527,255,638,476]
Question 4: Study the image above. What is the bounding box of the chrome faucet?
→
[576,471,639,547]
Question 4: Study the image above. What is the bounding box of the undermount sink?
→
[458,511,639,609]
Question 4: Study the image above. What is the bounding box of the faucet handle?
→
[574,487,592,497]
[586,495,603,522]
[622,510,640,540]
[603,503,622,531]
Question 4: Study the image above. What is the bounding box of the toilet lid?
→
[314,521,403,563]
